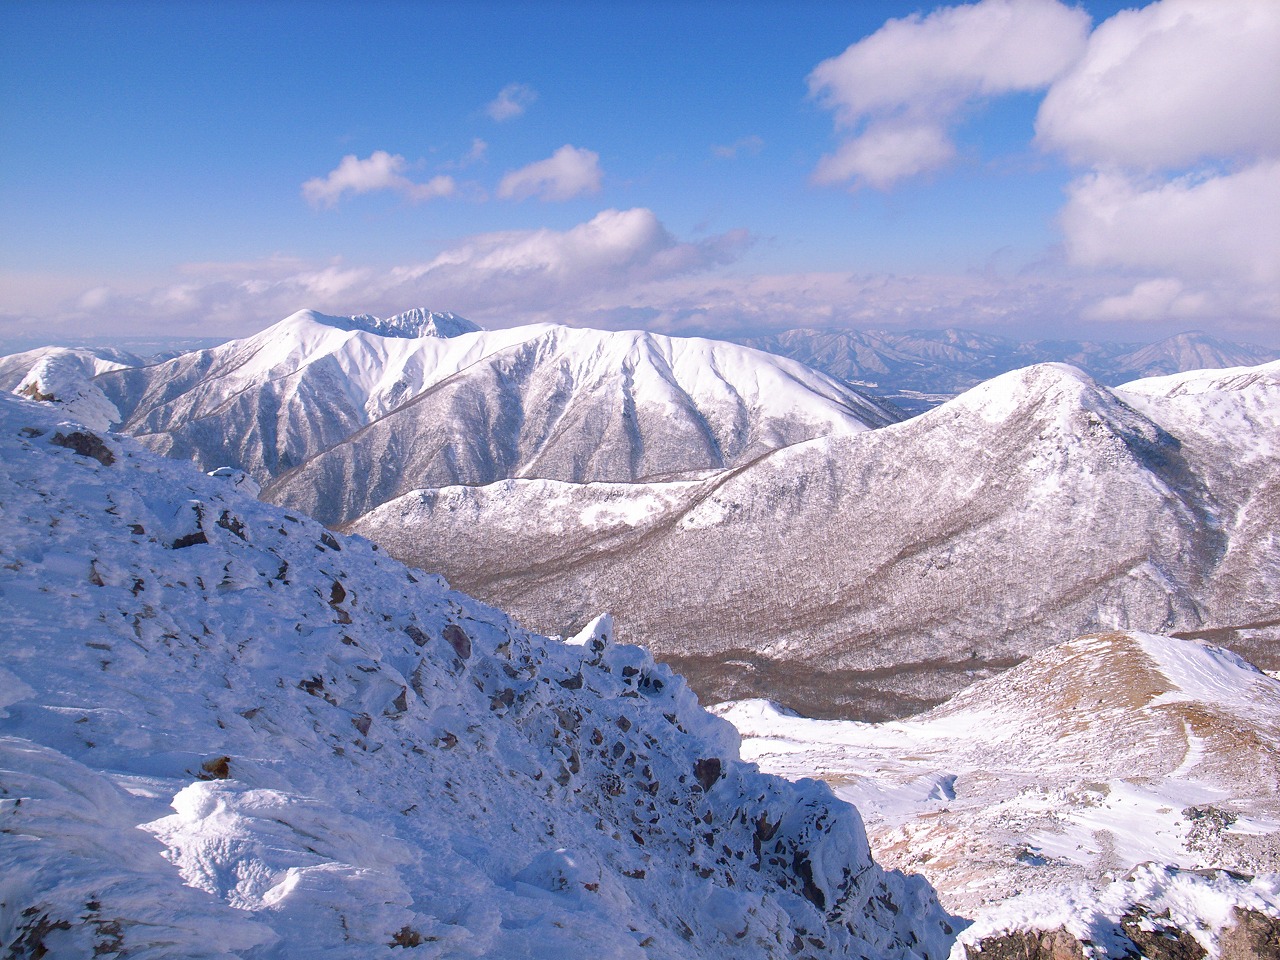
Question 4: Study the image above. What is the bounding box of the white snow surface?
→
[0,391,956,959]
[1117,359,1280,465]
[123,308,896,432]
[716,631,1280,955]
[0,346,147,431]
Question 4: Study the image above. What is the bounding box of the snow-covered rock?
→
[0,391,956,959]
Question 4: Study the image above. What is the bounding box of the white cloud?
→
[497,145,603,201]
[1036,0,1280,168]
[712,135,764,160]
[486,83,537,122]
[1026,0,1280,331]
[1084,278,1212,323]
[11,210,750,340]
[302,151,455,208]
[1060,161,1280,286]
[812,121,955,190]
[386,208,746,308]
[808,0,1089,189]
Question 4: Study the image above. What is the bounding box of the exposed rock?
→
[443,623,471,660]
[50,429,115,465]
[964,928,1085,960]
[1219,908,1280,960]
[1120,908,1206,960]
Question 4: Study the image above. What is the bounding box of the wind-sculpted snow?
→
[0,391,956,959]
[354,362,1280,719]
[0,345,149,431]
[78,309,897,526]
[717,631,1280,957]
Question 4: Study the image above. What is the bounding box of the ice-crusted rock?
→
[953,865,1280,960]
[0,391,957,959]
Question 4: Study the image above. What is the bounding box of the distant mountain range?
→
[40,309,896,527]
[353,360,1280,719]
[744,328,1280,414]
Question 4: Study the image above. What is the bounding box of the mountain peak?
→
[290,308,481,339]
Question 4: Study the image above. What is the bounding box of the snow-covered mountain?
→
[718,630,1280,957]
[352,361,1280,720]
[0,389,956,959]
[745,328,1280,414]
[76,309,899,526]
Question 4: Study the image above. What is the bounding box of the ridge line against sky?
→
[1,0,1277,350]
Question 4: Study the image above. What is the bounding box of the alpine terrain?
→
[745,328,1280,415]
[352,360,1280,719]
[0,389,957,958]
[719,630,1280,958]
[34,309,898,527]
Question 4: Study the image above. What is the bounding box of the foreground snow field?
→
[0,391,955,959]
[717,631,1280,956]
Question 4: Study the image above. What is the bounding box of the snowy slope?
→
[0,391,956,959]
[354,361,1280,719]
[716,631,1280,956]
[82,309,898,525]
[0,345,152,431]
[1116,360,1280,670]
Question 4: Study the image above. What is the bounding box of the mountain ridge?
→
[69,310,900,526]
[352,360,1280,719]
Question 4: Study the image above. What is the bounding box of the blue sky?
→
[2,0,1277,348]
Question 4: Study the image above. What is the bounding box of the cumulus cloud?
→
[811,122,954,189]
[15,210,750,340]
[302,151,455,208]
[1036,0,1280,168]
[809,0,1089,189]
[497,145,603,201]
[1084,278,1212,324]
[486,83,537,122]
[1035,1,1280,327]
[1060,162,1280,286]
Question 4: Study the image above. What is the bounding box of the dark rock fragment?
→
[51,430,114,465]
[694,757,722,792]
[443,623,471,660]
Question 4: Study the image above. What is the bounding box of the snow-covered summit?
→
[0,390,956,958]
[310,308,482,339]
[0,345,148,431]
